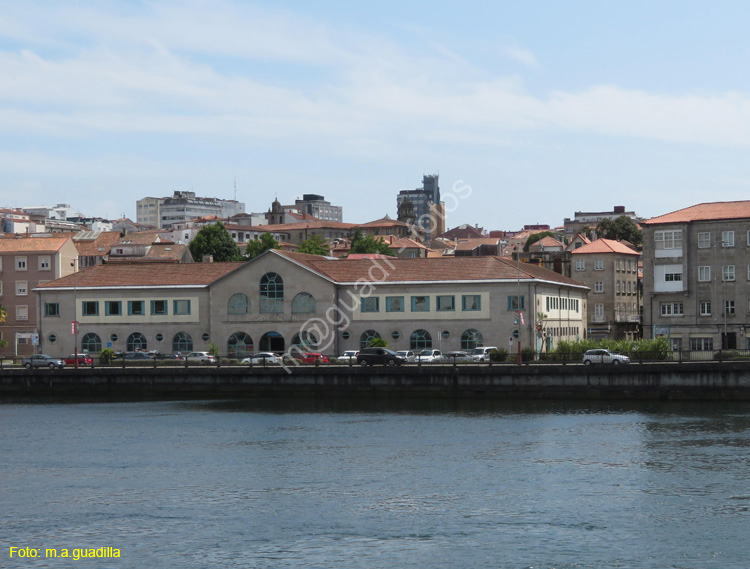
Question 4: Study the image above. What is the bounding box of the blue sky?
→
[3,0,750,230]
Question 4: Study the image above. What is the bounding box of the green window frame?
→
[361,297,380,313]
[128,300,145,315]
[150,300,168,315]
[462,295,481,311]
[173,299,191,315]
[436,295,455,311]
[82,301,99,316]
[385,296,404,312]
[506,296,525,310]
[105,301,122,316]
[411,296,430,312]
[44,303,60,317]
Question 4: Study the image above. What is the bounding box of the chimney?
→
[203,255,214,263]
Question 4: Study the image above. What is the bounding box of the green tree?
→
[297,234,331,256]
[369,337,388,348]
[349,229,394,256]
[246,233,280,259]
[523,231,553,252]
[596,216,642,246]
[189,222,242,262]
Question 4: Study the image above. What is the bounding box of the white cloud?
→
[503,45,540,69]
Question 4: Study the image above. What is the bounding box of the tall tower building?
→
[396,174,445,241]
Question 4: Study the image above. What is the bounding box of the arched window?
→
[81,332,101,353]
[172,332,193,352]
[228,293,250,314]
[360,329,381,349]
[260,272,284,313]
[291,292,316,314]
[292,331,318,351]
[410,329,432,350]
[227,332,253,358]
[461,329,483,350]
[127,332,148,352]
[260,331,284,352]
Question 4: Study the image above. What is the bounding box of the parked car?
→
[337,350,359,363]
[63,353,94,366]
[241,352,280,365]
[357,347,406,366]
[184,351,216,363]
[124,351,156,361]
[470,346,498,362]
[415,349,445,363]
[395,350,417,363]
[444,350,471,362]
[22,354,66,369]
[298,352,329,364]
[582,349,630,365]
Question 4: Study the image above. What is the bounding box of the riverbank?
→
[3,361,750,401]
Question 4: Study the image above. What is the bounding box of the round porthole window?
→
[441,330,451,340]
[155,333,164,342]
[202,332,210,342]
[391,330,401,339]
[110,334,118,342]
[342,330,351,340]
[48,334,57,343]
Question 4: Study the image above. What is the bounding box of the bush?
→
[489,348,507,362]
[521,347,536,363]
[369,337,388,348]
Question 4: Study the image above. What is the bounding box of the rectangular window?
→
[723,265,735,282]
[151,300,168,315]
[411,296,429,312]
[594,258,604,271]
[436,295,455,311]
[698,266,711,282]
[361,297,380,312]
[15,281,27,296]
[128,300,145,315]
[722,231,735,247]
[385,296,404,312]
[507,296,525,310]
[173,299,191,315]
[700,301,711,316]
[16,305,28,320]
[462,295,481,311]
[594,303,604,317]
[664,272,682,282]
[698,232,711,248]
[575,258,585,271]
[105,301,122,316]
[15,256,27,271]
[82,301,99,316]
[725,300,735,315]
[655,230,683,250]
[690,337,713,351]
[660,302,684,316]
[38,256,51,270]
[44,303,60,317]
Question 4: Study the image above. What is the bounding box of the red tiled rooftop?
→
[642,201,750,225]
[0,236,72,253]
[570,238,640,255]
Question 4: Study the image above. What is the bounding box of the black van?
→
[357,347,406,366]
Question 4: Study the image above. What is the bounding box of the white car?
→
[396,350,416,363]
[337,350,359,363]
[582,349,630,365]
[184,351,216,363]
[470,346,498,362]
[416,349,444,363]
[241,352,280,365]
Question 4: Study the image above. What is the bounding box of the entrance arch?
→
[259,331,285,352]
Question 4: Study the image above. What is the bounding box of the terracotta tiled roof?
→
[455,238,502,251]
[36,262,244,289]
[73,231,121,257]
[116,230,163,245]
[391,237,429,250]
[534,236,564,249]
[0,236,71,253]
[356,216,411,228]
[570,238,640,255]
[250,221,355,232]
[642,201,750,225]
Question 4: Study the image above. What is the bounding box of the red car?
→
[299,352,329,364]
[64,353,94,365]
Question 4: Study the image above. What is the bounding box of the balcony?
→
[590,315,606,323]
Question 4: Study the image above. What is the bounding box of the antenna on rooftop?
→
[234,177,237,202]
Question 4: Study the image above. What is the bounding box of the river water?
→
[2,398,750,568]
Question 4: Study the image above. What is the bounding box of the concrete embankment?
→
[3,362,750,401]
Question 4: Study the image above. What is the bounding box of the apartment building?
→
[36,251,588,358]
[570,239,641,340]
[0,235,78,356]
[641,201,750,351]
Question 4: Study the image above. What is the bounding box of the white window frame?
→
[660,302,684,316]
[722,231,735,247]
[698,266,711,282]
[726,300,736,315]
[655,229,683,250]
[700,301,711,316]
[594,258,604,271]
[575,258,585,271]
[16,305,28,320]
[594,281,603,293]
[594,303,604,317]
[698,232,711,249]
[15,256,27,271]
[38,256,51,271]
[723,265,736,282]
[15,281,27,296]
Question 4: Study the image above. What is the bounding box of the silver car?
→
[22,354,65,370]
[582,349,630,365]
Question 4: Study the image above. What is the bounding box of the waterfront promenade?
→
[3,361,750,401]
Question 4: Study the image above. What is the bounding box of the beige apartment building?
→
[571,239,641,340]
[0,236,78,356]
[642,201,750,352]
